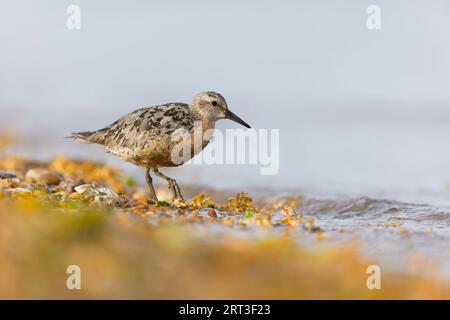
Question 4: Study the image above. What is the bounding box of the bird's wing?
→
[101,103,193,152]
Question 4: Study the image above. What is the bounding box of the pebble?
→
[60,179,85,193]
[1,187,32,194]
[0,171,17,179]
[199,208,224,218]
[0,178,20,189]
[25,168,62,185]
[74,183,124,206]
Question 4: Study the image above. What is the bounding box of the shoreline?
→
[1,155,450,298]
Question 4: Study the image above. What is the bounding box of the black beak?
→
[225,109,251,128]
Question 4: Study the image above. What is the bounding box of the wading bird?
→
[70,91,250,202]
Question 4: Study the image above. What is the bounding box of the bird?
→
[69,91,251,202]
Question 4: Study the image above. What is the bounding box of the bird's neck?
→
[190,106,217,132]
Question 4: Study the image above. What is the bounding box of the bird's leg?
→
[145,168,158,202]
[152,168,184,201]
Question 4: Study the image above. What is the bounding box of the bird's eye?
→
[211,101,218,106]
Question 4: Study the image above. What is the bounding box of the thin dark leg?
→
[152,168,184,201]
[145,168,158,202]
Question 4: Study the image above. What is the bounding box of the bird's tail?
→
[68,131,106,144]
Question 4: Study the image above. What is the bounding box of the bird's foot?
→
[173,197,187,208]
[167,182,184,203]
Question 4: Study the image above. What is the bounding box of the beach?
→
[1,150,450,298]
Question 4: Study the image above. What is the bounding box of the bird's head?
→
[190,91,251,128]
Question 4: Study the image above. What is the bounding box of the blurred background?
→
[1,0,450,199]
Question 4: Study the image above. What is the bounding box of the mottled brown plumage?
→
[70,91,250,202]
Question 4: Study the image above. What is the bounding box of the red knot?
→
[69,91,250,202]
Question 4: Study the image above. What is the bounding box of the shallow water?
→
[170,187,450,280]
[298,195,450,278]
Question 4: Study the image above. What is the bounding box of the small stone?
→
[1,187,32,194]
[20,182,39,191]
[74,183,95,194]
[15,187,32,194]
[0,171,17,179]
[74,183,120,206]
[207,209,217,217]
[113,195,130,207]
[25,168,62,185]
[60,179,85,193]
[0,178,20,189]
[0,179,11,189]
